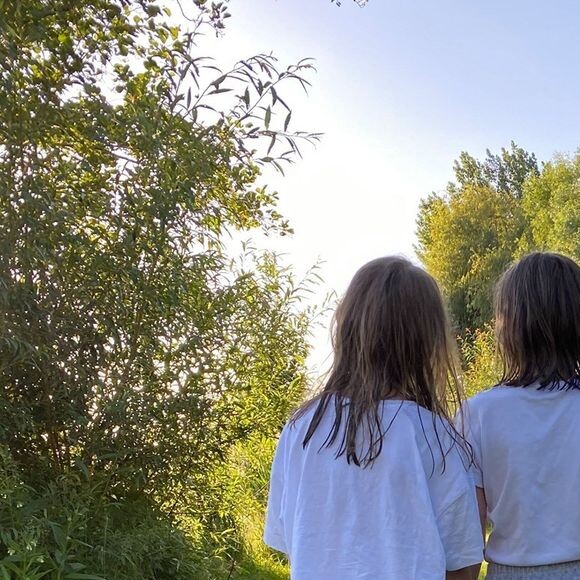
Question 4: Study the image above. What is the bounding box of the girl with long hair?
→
[264,256,483,579]
[463,252,580,580]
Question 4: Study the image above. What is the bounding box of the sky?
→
[197,0,580,372]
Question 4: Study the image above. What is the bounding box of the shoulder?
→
[280,397,326,445]
[271,410,311,468]
[465,384,515,413]
[399,403,468,465]
[399,401,454,437]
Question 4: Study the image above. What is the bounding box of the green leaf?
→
[50,523,66,549]
[65,575,106,580]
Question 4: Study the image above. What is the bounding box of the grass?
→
[234,557,489,579]
[232,555,288,580]
[479,561,488,579]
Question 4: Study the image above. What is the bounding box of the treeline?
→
[0,1,315,578]
[417,143,580,393]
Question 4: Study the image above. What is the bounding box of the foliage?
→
[520,153,580,260]
[417,185,524,331]
[219,436,289,580]
[0,447,210,579]
[450,142,539,199]
[416,143,538,331]
[0,0,317,577]
[460,325,499,397]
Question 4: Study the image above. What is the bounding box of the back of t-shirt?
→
[463,385,580,567]
[264,399,483,580]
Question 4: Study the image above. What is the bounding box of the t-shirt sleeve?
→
[426,422,484,570]
[455,401,484,488]
[437,486,484,571]
[263,427,288,554]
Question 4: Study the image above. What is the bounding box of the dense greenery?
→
[0,1,319,578]
[520,154,580,258]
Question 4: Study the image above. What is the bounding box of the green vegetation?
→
[0,1,316,578]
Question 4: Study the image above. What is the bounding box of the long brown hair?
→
[297,256,467,467]
[495,252,580,388]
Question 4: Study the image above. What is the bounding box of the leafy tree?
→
[417,144,538,331]
[417,185,522,331]
[451,141,539,198]
[521,153,580,260]
[0,0,317,577]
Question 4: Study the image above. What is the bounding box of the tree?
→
[416,144,537,331]
[521,153,580,260]
[451,141,539,198]
[417,185,523,331]
[0,0,317,577]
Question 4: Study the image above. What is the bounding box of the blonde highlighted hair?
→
[296,256,469,468]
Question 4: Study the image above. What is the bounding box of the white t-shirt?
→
[462,384,580,566]
[264,399,483,580]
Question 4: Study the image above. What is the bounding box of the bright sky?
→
[201,0,580,372]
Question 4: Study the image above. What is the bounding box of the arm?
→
[263,429,289,554]
[438,488,484,580]
[457,487,486,580]
[446,567,479,580]
[476,487,487,536]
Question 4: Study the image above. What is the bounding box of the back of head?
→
[495,252,580,387]
[300,256,464,467]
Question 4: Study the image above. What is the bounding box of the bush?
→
[218,436,290,580]
[0,448,205,579]
[0,1,316,577]
[460,325,500,397]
